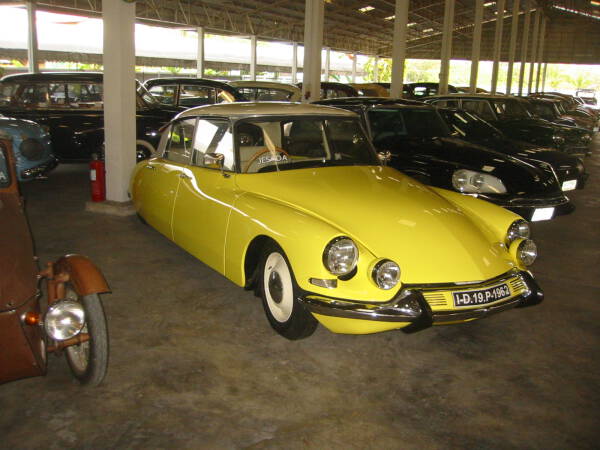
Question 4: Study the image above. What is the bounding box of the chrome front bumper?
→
[299,270,543,332]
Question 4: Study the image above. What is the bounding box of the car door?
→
[171,117,238,274]
[137,118,195,238]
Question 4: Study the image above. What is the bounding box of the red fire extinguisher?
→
[90,155,106,202]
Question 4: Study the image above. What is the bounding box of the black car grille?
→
[506,194,569,207]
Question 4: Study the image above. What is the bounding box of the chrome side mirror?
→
[377,151,392,165]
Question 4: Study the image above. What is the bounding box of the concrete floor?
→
[2,138,599,449]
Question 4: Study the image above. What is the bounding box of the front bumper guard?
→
[299,271,543,333]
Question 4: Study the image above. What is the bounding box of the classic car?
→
[425,94,594,154]
[350,83,390,97]
[404,82,458,99]
[525,96,596,131]
[0,114,56,181]
[576,89,597,106]
[0,138,110,386]
[315,97,572,221]
[228,80,301,102]
[144,77,246,108]
[130,102,543,340]
[438,108,588,191]
[530,92,599,122]
[296,82,358,99]
[0,72,180,162]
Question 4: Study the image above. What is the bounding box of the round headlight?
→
[372,260,401,290]
[506,219,531,245]
[44,300,85,341]
[323,237,358,276]
[517,239,537,266]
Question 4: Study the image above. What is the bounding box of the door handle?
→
[144,165,155,170]
[179,173,191,179]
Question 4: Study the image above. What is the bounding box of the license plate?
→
[453,283,511,307]
[562,179,577,191]
[531,207,554,222]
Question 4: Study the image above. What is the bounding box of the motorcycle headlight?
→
[517,239,537,266]
[372,260,401,290]
[44,300,85,341]
[452,169,507,194]
[552,134,565,145]
[323,237,358,276]
[506,219,531,246]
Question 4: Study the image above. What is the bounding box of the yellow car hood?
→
[235,165,515,284]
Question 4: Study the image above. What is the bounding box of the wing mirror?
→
[377,151,392,165]
[203,152,229,177]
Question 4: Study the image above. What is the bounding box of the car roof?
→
[144,77,233,88]
[1,72,104,83]
[176,102,357,119]
[314,97,426,107]
[228,80,300,92]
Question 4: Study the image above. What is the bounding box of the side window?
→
[165,119,196,164]
[67,83,103,109]
[461,100,496,121]
[192,119,234,171]
[431,99,459,108]
[148,84,177,105]
[18,83,50,107]
[255,88,289,101]
[0,83,16,106]
[237,88,257,101]
[180,85,215,107]
[216,89,236,103]
[48,83,68,107]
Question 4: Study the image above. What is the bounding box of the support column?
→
[490,0,506,94]
[506,0,520,95]
[352,52,357,83]
[250,35,257,81]
[292,42,298,83]
[518,0,531,96]
[301,0,324,102]
[103,0,136,203]
[390,0,409,98]
[469,0,484,93]
[439,0,455,95]
[196,26,204,78]
[535,16,546,92]
[324,47,330,81]
[26,0,39,73]
[528,8,540,94]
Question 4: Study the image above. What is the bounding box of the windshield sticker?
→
[482,165,495,172]
[258,154,289,165]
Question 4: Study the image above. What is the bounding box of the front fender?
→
[53,254,110,297]
[224,193,396,302]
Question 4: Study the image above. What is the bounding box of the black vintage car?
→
[143,77,246,109]
[315,97,573,222]
[0,72,180,162]
[439,108,588,192]
[425,94,593,155]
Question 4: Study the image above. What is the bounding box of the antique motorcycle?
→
[0,138,110,386]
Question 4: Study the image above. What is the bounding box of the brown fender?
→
[53,254,110,297]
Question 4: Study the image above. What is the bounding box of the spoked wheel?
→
[259,243,317,340]
[64,285,109,386]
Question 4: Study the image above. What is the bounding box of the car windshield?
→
[367,108,450,147]
[491,99,531,119]
[439,109,500,139]
[237,116,379,173]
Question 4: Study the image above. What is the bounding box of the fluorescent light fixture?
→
[484,2,496,6]
[385,15,395,20]
[358,6,375,13]
[423,28,434,33]
[408,22,417,27]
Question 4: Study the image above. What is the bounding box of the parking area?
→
[1,137,599,449]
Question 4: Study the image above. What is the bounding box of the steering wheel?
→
[243,147,290,173]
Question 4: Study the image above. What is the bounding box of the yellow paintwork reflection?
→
[131,158,527,333]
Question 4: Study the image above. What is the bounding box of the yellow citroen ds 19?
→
[130,103,543,340]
